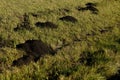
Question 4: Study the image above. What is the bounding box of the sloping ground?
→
[0,0,120,80]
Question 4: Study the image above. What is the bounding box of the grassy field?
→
[0,0,120,80]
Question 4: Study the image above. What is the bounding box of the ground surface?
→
[0,0,120,80]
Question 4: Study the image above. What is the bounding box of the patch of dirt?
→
[107,69,120,80]
[76,2,99,14]
[59,16,78,23]
[12,40,56,66]
[85,2,97,7]
[35,21,58,29]
[12,55,34,66]
[14,13,32,31]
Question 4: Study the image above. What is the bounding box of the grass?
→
[0,0,120,80]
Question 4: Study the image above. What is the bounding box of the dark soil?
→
[35,21,58,28]
[77,6,88,11]
[12,40,56,66]
[14,13,32,31]
[85,2,97,7]
[77,2,99,14]
[59,16,78,23]
[86,6,99,14]
[12,55,34,66]
[107,70,120,80]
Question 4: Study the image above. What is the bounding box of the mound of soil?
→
[12,40,56,66]
[85,2,97,7]
[14,13,32,31]
[77,2,99,14]
[12,55,34,66]
[59,16,78,23]
[86,6,99,14]
[77,6,88,11]
[107,70,120,80]
[35,21,58,28]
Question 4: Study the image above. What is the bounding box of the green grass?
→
[0,0,120,80]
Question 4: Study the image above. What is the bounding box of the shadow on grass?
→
[79,49,109,66]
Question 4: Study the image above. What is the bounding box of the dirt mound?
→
[12,55,34,66]
[77,2,99,14]
[85,2,97,7]
[12,40,56,66]
[14,13,32,31]
[107,70,120,80]
[35,21,58,29]
[59,16,78,23]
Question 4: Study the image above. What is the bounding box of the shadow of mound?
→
[14,13,32,31]
[35,21,58,29]
[77,2,99,14]
[59,16,78,23]
[107,70,120,80]
[12,40,56,67]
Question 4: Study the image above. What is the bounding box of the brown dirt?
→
[12,40,56,66]
[59,16,78,23]
[35,21,58,29]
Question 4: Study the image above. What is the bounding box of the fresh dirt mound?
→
[59,16,78,23]
[77,2,99,14]
[86,6,99,14]
[85,2,97,7]
[12,55,34,66]
[14,13,32,31]
[35,21,58,29]
[12,40,56,66]
[107,70,120,80]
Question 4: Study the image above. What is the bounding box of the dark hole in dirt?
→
[59,16,78,23]
[0,37,15,48]
[79,49,108,66]
[12,40,56,66]
[35,21,58,29]
[14,13,32,31]
[107,70,120,80]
